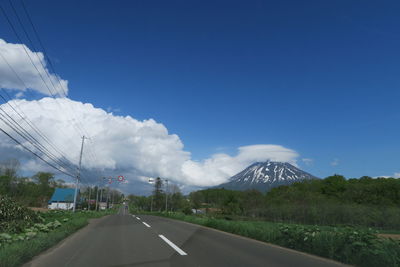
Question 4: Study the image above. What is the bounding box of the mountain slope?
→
[215,161,318,192]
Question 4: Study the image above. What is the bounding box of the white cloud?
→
[182,145,298,186]
[0,98,300,189]
[330,158,339,166]
[106,107,121,113]
[0,39,68,96]
[302,158,313,165]
[374,173,400,179]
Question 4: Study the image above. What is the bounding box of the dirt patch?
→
[378,234,400,240]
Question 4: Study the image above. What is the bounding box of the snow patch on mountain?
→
[215,161,318,192]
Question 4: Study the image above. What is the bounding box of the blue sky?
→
[1,0,399,181]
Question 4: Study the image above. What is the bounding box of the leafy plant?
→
[0,195,40,233]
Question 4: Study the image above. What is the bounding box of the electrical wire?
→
[0,1,114,184]
[0,126,74,177]
[0,51,78,172]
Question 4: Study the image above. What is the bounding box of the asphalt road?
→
[25,207,346,267]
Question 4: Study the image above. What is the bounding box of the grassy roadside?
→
[0,210,115,267]
[143,211,400,267]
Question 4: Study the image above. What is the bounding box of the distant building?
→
[192,209,205,214]
[48,188,79,210]
[99,202,107,210]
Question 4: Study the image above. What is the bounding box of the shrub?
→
[0,195,40,233]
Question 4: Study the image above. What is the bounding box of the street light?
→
[164,179,169,212]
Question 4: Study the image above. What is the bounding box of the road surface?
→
[25,208,346,267]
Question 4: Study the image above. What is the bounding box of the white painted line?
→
[142,222,151,228]
[159,235,187,256]
[136,217,140,220]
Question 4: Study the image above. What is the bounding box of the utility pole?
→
[148,177,154,212]
[95,184,99,211]
[99,187,103,211]
[111,190,114,207]
[106,186,110,209]
[165,179,169,212]
[73,136,86,212]
[87,186,92,210]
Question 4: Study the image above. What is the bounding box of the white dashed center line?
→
[142,222,151,228]
[159,235,187,256]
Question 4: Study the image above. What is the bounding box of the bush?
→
[0,208,116,266]
[0,195,40,233]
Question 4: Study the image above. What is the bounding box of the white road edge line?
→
[142,222,151,228]
[158,235,187,256]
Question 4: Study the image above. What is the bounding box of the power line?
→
[0,1,106,182]
[0,3,63,98]
[0,1,89,144]
[0,51,76,156]
[7,0,65,97]
[17,0,102,165]
[14,0,94,136]
[0,8,82,177]
[19,0,68,97]
[0,2,91,167]
[0,126,74,177]
[0,51,77,173]
[0,108,76,175]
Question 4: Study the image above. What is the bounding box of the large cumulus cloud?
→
[0,38,300,190]
[0,98,299,188]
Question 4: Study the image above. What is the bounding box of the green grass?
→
[0,210,115,267]
[144,212,400,267]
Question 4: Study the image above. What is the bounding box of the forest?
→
[187,175,400,229]
[130,175,400,230]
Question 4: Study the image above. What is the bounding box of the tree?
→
[189,191,202,210]
[153,177,164,211]
[33,172,55,207]
[0,158,20,178]
[169,184,184,211]
[321,174,346,197]
[0,159,20,196]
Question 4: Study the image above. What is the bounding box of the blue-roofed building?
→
[48,188,79,210]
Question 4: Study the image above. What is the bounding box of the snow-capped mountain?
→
[215,161,318,192]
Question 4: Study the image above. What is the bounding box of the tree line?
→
[129,177,191,213]
[0,159,124,209]
[130,174,400,229]
[188,175,400,229]
[0,159,64,207]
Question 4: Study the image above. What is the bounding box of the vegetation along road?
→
[24,207,345,267]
